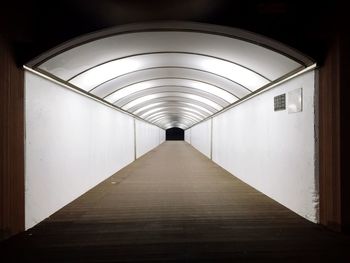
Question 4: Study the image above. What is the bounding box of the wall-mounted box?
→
[288,88,303,113]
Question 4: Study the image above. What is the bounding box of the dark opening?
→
[166,128,184,141]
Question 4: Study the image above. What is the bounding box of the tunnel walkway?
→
[2,141,350,262]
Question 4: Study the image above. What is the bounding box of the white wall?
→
[188,119,212,158]
[135,119,163,158]
[185,129,191,144]
[159,127,166,144]
[188,70,318,222]
[25,71,162,229]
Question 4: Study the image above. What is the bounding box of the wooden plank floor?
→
[1,141,350,262]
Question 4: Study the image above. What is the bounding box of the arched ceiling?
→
[26,22,313,130]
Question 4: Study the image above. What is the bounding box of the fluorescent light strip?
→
[147,111,203,123]
[155,117,194,127]
[133,101,214,115]
[160,118,193,125]
[140,106,207,119]
[70,53,269,92]
[153,115,196,124]
[164,123,188,129]
[123,92,222,111]
[151,114,199,124]
[133,102,165,115]
[151,116,198,126]
[104,78,237,104]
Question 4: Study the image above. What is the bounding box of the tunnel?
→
[166,128,184,141]
[1,12,350,263]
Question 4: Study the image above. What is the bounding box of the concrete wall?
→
[25,71,163,229]
[186,70,318,222]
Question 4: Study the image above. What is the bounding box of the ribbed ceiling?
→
[27,22,313,130]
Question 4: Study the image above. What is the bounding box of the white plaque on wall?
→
[288,88,302,113]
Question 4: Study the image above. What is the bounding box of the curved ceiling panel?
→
[154,116,195,127]
[127,97,218,114]
[140,106,209,119]
[114,87,230,109]
[103,78,237,104]
[154,116,195,125]
[27,22,314,129]
[90,68,250,99]
[37,31,303,81]
[165,124,187,130]
[147,111,203,123]
[69,53,270,92]
[133,102,214,118]
[122,92,223,111]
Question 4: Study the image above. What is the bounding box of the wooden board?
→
[2,142,350,262]
[0,38,25,241]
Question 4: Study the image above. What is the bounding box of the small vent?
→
[274,94,286,111]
